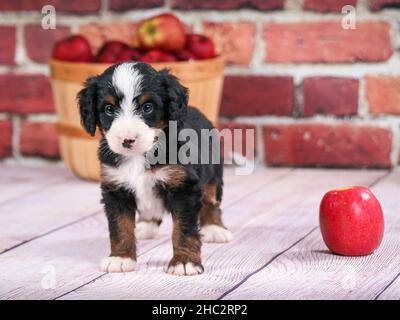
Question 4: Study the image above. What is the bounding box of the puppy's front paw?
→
[135,220,159,240]
[166,261,204,276]
[200,225,233,243]
[100,256,136,273]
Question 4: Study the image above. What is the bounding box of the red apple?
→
[319,186,384,256]
[139,50,177,63]
[96,41,131,63]
[185,34,215,60]
[175,48,196,61]
[116,47,141,62]
[137,13,185,53]
[52,35,93,62]
[132,32,141,49]
[96,51,116,63]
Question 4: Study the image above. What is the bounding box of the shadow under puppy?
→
[78,62,232,276]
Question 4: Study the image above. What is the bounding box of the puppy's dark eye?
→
[142,102,154,114]
[105,105,114,116]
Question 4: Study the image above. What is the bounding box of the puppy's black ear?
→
[77,76,99,136]
[159,69,188,129]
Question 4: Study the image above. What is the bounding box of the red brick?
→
[20,122,59,158]
[303,77,359,116]
[24,24,70,63]
[0,26,16,65]
[304,0,357,12]
[218,123,257,160]
[264,22,392,63]
[366,76,400,115]
[203,22,255,65]
[0,0,101,14]
[221,76,294,117]
[263,124,392,168]
[172,0,283,10]
[0,74,54,114]
[0,120,12,158]
[79,22,138,53]
[110,0,164,11]
[368,0,400,10]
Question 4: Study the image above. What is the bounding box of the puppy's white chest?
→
[103,156,166,221]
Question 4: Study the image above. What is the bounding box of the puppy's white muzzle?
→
[106,113,156,156]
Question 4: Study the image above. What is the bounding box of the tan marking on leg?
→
[171,217,202,264]
[204,183,219,206]
[167,216,203,276]
[110,214,136,259]
[200,183,233,243]
[200,183,224,227]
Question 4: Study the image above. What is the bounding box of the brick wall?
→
[0,0,399,168]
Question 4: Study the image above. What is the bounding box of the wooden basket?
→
[49,56,225,181]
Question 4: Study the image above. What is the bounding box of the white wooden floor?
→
[0,163,399,300]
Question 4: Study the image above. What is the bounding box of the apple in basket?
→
[319,186,384,256]
[96,41,141,63]
[136,13,186,53]
[140,50,177,63]
[52,35,93,62]
[175,48,196,61]
[185,34,215,60]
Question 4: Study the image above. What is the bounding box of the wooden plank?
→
[221,166,292,207]
[0,178,102,253]
[0,167,290,300]
[376,273,400,299]
[59,169,385,300]
[369,171,400,300]
[0,164,73,205]
[0,214,108,300]
[223,170,400,300]
[0,166,289,255]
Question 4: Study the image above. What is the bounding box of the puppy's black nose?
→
[122,138,135,149]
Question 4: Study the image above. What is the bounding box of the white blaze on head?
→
[112,62,142,112]
[106,63,156,156]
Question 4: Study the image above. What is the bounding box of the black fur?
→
[159,69,188,130]
[101,183,137,258]
[78,76,99,136]
[78,62,225,274]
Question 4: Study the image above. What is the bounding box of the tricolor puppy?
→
[78,62,232,276]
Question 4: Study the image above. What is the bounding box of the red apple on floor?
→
[175,48,196,61]
[319,186,384,256]
[185,34,215,60]
[137,13,185,53]
[52,35,93,62]
[139,50,177,63]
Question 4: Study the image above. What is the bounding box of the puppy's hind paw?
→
[200,225,233,243]
[100,256,136,273]
[135,220,159,240]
